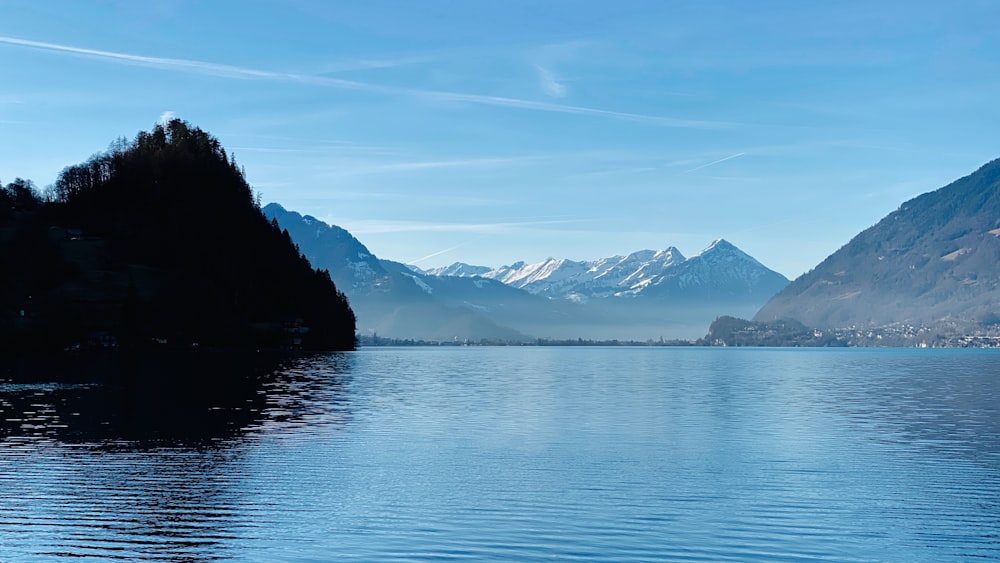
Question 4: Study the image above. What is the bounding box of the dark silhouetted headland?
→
[0,119,356,354]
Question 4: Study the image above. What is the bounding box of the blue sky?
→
[1,1,998,278]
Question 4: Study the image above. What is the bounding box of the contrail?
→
[683,152,745,173]
[0,35,732,130]
[410,237,485,265]
[0,35,370,87]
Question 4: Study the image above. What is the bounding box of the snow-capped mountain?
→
[641,239,789,301]
[481,248,686,300]
[428,240,783,303]
[262,202,385,289]
[423,263,492,277]
[264,203,533,342]
[265,203,790,341]
[486,258,592,296]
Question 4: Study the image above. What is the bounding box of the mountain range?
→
[423,247,686,300]
[423,239,788,306]
[264,203,789,341]
[8,120,995,348]
[756,157,1000,334]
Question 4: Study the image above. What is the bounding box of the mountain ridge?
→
[427,238,786,304]
[263,203,533,342]
[264,204,789,340]
[755,157,1000,332]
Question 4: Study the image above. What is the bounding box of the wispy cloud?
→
[535,64,567,98]
[289,155,542,179]
[340,217,580,235]
[0,35,373,87]
[358,156,537,174]
[305,191,506,207]
[682,152,745,173]
[424,90,728,128]
[565,166,658,180]
[158,110,175,125]
[315,54,434,74]
[0,35,731,130]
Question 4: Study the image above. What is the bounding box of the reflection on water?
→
[820,351,1000,457]
[0,351,355,447]
[0,350,353,561]
[0,347,998,561]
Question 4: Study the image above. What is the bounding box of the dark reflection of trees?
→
[243,351,355,438]
[0,350,354,561]
[0,350,355,446]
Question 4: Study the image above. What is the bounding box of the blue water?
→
[1,347,998,561]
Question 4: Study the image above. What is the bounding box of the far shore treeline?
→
[0,119,356,353]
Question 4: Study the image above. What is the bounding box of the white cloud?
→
[0,35,294,80]
[420,90,729,128]
[158,110,175,125]
[350,156,538,174]
[338,217,579,235]
[0,34,731,130]
[535,64,567,98]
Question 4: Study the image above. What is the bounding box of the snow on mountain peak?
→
[416,239,784,300]
[701,238,730,252]
[424,262,491,277]
[694,238,760,266]
[463,245,694,297]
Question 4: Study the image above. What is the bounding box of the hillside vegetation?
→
[0,120,356,352]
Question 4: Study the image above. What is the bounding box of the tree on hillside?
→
[2,178,42,211]
[5,119,356,351]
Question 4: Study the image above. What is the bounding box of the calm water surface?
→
[1,347,998,561]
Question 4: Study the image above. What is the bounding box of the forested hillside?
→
[0,120,356,352]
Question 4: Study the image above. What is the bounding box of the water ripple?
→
[0,348,998,561]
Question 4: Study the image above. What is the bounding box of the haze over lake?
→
[1,347,998,561]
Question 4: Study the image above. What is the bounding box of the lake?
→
[1,347,998,561]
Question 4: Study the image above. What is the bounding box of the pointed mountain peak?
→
[692,238,765,266]
[263,201,305,223]
[697,238,743,255]
[702,238,734,252]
